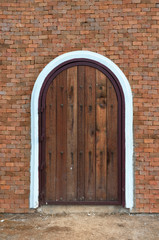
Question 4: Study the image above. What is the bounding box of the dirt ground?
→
[0,212,159,240]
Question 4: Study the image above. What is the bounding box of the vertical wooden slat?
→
[84,66,96,201]
[45,80,57,202]
[44,64,120,204]
[77,66,85,201]
[106,79,118,201]
[66,67,77,201]
[95,70,107,201]
[56,70,67,201]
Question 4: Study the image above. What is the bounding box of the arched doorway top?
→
[30,51,133,209]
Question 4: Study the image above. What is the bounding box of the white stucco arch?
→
[30,51,133,209]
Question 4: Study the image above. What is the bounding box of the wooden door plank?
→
[66,66,77,201]
[44,65,120,204]
[45,80,57,202]
[56,70,67,201]
[77,66,85,201]
[84,66,96,201]
[95,70,107,201]
[106,79,118,201]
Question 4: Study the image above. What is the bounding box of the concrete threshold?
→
[37,205,129,215]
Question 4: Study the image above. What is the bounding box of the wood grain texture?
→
[77,66,85,201]
[44,65,120,204]
[95,70,107,201]
[106,79,118,201]
[56,70,67,201]
[45,80,57,202]
[84,66,96,201]
[66,67,77,201]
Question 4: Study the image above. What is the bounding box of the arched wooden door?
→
[39,61,125,206]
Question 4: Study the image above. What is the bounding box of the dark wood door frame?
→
[38,59,125,207]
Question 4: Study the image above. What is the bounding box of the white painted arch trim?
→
[30,51,133,209]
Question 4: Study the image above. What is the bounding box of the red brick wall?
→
[0,0,158,213]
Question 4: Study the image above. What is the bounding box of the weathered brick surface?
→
[0,0,158,213]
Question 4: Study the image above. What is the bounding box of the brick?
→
[0,0,158,214]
